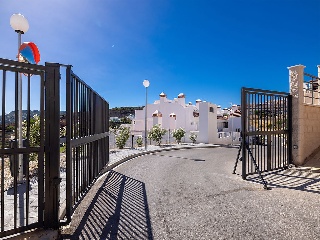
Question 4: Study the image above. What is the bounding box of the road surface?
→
[61,146,320,239]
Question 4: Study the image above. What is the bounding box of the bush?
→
[22,115,40,161]
[136,136,143,147]
[189,132,197,144]
[115,126,130,149]
[172,128,186,144]
[148,124,167,146]
[22,115,66,160]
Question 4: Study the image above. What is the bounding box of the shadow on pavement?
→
[61,170,153,240]
[246,168,320,194]
[152,153,206,162]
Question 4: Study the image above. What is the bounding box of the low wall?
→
[109,131,240,149]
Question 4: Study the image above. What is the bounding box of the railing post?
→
[241,88,247,180]
[65,65,72,223]
[44,63,61,229]
[288,65,305,165]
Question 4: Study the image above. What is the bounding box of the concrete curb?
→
[104,143,226,173]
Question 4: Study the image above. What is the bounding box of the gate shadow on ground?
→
[61,170,153,240]
[152,153,206,162]
[246,169,320,194]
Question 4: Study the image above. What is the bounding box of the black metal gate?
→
[241,87,292,179]
[0,58,109,238]
[62,66,109,224]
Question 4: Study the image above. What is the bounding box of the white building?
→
[131,92,218,144]
[216,105,242,143]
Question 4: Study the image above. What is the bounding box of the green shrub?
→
[22,115,66,160]
[189,132,197,144]
[172,128,186,144]
[136,136,143,147]
[115,126,130,149]
[148,124,167,146]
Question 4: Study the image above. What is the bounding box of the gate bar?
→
[44,63,61,229]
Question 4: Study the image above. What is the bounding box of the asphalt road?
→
[61,147,320,240]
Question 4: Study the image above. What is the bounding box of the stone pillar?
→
[288,65,305,165]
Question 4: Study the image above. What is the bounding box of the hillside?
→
[0,110,66,125]
[109,107,143,118]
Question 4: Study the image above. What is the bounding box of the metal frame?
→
[0,58,46,237]
[241,87,292,180]
[0,58,109,237]
[63,66,109,224]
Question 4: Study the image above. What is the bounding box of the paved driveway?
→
[61,147,320,240]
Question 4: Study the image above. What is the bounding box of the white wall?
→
[132,94,199,132]
[198,102,217,143]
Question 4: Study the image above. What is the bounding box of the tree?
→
[148,124,167,146]
[115,126,130,149]
[172,128,186,144]
[22,115,67,160]
[22,115,41,148]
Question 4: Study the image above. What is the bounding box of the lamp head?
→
[10,13,29,34]
[143,79,150,88]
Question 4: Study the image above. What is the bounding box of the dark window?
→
[209,107,214,112]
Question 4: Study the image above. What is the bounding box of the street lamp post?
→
[143,80,150,150]
[10,13,29,182]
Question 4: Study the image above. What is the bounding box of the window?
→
[209,107,214,113]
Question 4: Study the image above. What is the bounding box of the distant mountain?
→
[109,107,143,118]
[0,107,141,125]
[0,110,66,125]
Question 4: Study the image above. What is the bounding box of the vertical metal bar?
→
[248,92,251,173]
[44,63,61,229]
[79,83,82,193]
[251,93,254,173]
[253,93,256,172]
[285,96,288,165]
[65,66,72,223]
[288,94,293,165]
[241,88,247,179]
[25,74,31,226]
[14,71,18,229]
[106,101,110,166]
[75,79,79,202]
[38,71,45,226]
[72,75,76,206]
[1,70,6,231]
[276,96,278,168]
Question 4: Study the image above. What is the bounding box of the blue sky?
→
[1,0,319,111]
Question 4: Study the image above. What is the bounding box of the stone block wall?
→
[289,64,320,165]
[301,104,320,163]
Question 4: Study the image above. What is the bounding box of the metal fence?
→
[303,72,320,105]
[0,58,47,237]
[62,66,109,224]
[241,87,292,179]
[0,58,109,237]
